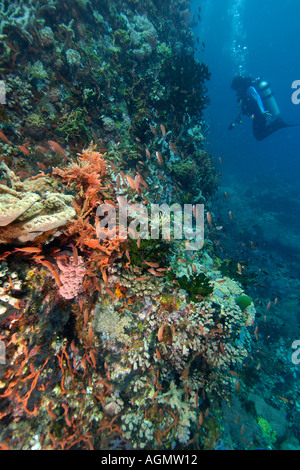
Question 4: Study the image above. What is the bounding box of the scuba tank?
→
[255,79,280,118]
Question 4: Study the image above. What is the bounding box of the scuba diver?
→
[229,75,298,141]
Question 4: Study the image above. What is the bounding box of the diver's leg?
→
[252,116,267,140]
[253,116,296,141]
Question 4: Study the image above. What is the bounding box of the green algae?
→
[177,272,213,303]
[235,294,253,311]
[257,416,277,444]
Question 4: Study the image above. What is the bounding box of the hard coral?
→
[38,26,55,47]
[0,162,76,244]
[24,113,47,139]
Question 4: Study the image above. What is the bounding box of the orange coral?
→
[52,143,108,210]
[53,144,126,284]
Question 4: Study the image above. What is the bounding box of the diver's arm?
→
[237,98,243,120]
[234,99,243,123]
[228,99,243,130]
[247,86,265,114]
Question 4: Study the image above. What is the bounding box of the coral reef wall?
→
[0,0,218,204]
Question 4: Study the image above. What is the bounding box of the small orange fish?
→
[120,171,127,184]
[229,210,234,221]
[150,124,156,136]
[4,41,18,53]
[254,325,259,341]
[219,341,225,355]
[156,151,163,165]
[109,161,117,172]
[157,325,164,341]
[14,247,42,254]
[16,170,31,177]
[37,162,47,171]
[148,268,165,277]
[229,370,241,377]
[139,174,148,189]
[134,174,141,192]
[18,145,30,156]
[237,263,242,275]
[235,415,241,425]
[105,287,114,302]
[87,324,93,345]
[206,211,212,226]
[266,301,271,311]
[116,174,121,190]
[89,350,96,368]
[0,131,11,145]
[160,124,166,138]
[36,259,62,287]
[36,145,49,153]
[169,142,177,153]
[104,199,116,208]
[125,249,131,263]
[143,260,160,268]
[83,309,89,327]
[145,148,151,158]
[126,175,136,190]
[48,140,68,160]
[277,395,289,403]
[127,227,137,239]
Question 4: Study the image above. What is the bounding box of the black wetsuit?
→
[241,85,290,141]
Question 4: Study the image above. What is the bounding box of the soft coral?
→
[53,144,125,283]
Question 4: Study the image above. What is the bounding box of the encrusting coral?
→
[56,254,86,300]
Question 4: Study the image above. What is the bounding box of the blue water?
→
[191,0,300,190]
[189,1,300,449]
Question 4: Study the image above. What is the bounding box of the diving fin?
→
[275,117,300,129]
